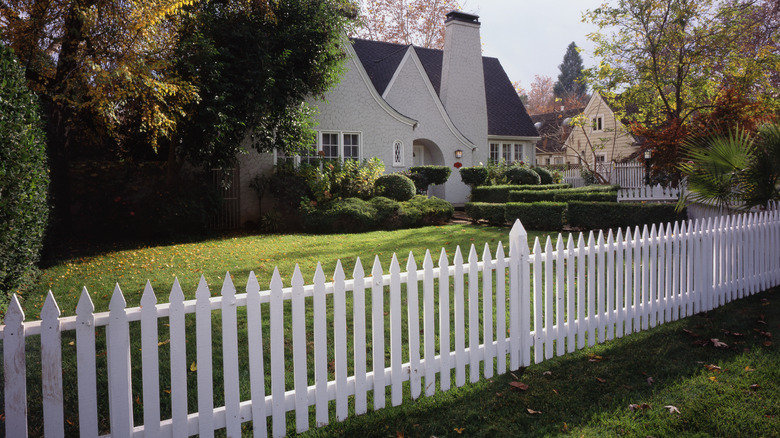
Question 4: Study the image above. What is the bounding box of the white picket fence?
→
[2,210,780,437]
[618,184,682,202]
[560,162,647,188]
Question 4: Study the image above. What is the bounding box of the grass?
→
[3,224,778,437]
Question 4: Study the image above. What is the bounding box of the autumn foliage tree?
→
[525,75,556,115]
[352,0,462,48]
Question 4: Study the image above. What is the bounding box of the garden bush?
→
[531,167,554,184]
[406,166,451,194]
[506,166,541,185]
[375,173,416,201]
[508,190,556,203]
[473,184,571,203]
[402,195,454,226]
[1,44,49,306]
[505,202,567,231]
[464,203,507,225]
[553,191,618,202]
[459,166,488,187]
[567,201,687,230]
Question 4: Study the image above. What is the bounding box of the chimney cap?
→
[445,11,480,25]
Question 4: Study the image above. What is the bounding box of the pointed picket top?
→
[170,277,185,303]
[673,221,680,237]
[566,233,574,252]
[371,256,383,283]
[221,272,236,303]
[141,281,157,308]
[468,244,478,265]
[41,291,60,321]
[533,236,542,255]
[390,253,401,275]
[607,229,615,248]
[454,246,463,265]
[109,284,126,311]
[706,216,713,233]
[624,226,632,244]
[195,275,210,300]
[482,243,492,266]
[334,260,346,283]
[4,293,24,324]
[406,251,417,273]
[353,257,365,280]
[438,248,449,268]
[423,250,434,271]
[544,235,553,254]
[314,262,326,285]
[270,267,284,291]
[642,224,649,241]
[577,231,585,248]
[597,230,604,247]
[510,219,527,239]
[77,287,94,316]
[680,219,687,236]
[292,265,305,288]
[616,228,624,245]
[246,271,260,294]
[650,223,658,243]
[556,234,564,253]
[496,241,505,260]
[587,230,595,247]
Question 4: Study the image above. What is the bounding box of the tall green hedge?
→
[470,184,571,203]
[464,203,507,225]
[505,202,567,231]
[0,44,49,307]
[567,201,687,230]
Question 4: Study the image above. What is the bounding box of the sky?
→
[468,0,606,91]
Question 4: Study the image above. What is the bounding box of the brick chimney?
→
[440,11,488,151]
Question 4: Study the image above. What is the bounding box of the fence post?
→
[509,220,530,369]
[107,284,134,438]
[41,291,64,438]
[4,294,27,438]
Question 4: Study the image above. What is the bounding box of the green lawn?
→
[5,224,779,437]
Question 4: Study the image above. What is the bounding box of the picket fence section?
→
[2,209,780,437]
[617,184,682,203]
[560,162,647,188]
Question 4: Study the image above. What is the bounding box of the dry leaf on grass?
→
[453,427,464,434]
[646,377,655,385]
[510,381,529,390]
[596,377,607,383]
[710,338,728,348]
[527,408,541,414]
[683,329,701,337]
[664,405,681,414]
[704,364,722,371]
[543,371,552,376]
[750,384,760,390]
[628,403,651,411]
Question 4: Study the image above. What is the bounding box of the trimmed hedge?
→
[375,174,416,201]
[507,191,556,203]
[464,203,507,225]
[568,184,621,192]
[532,167,554,184]
[553,192,617,203]
[471,184,570,203]
[567,201,687,230]
[407,165,451,193]
[459,166,489,187]
[506,167,541,185]
[505,202,566,231]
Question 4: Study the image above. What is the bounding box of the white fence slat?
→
[467,245,480,382]
[406,253,422,398]
[168,279,189,438]
[543,237,553,360]
[532,237,543,363]
[495,242,507,373]
[3,295,27,438]
[520,225,532,367]
[587,232,596,347]
[107,284,134,438]
[621,228,632,336]
[508,222,521,369]
[41,292,64,438]
[313,264,328,426]
[596,231,606,344]
[246,272,268,438]
[664,223,673,322]
[555,236,565,357]
[270,269,286,437]
[453,247,466,386]
[649,224,658,327]
[606,231,615,341]
[423,251,437,394]
[671,223,680,321]
[334,261,349,420]
[565,235,576,353]
[76,288,99,438]
[195,277,215,438]
[292,265,309,431]
[680,221,691,317]
[140,282,161,438]
[390,254,403,405]
[371,257,386,410]
[353,259,368,414]
[656,225,666,325]
[221,274,241,437]
[633,226,642,332]
[641,226,650,330]
[482,245,495,378]
[438,249,452,390]
[576,233,586,349]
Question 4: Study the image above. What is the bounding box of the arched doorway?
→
[412,138,446,198]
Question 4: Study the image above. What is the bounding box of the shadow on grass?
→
[304,287,780,438]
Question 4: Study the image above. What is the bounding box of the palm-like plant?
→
[678,124,780,212]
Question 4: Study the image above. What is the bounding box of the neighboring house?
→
[531,107,585,166]
[236,11,539,225]
[563,92,639,166]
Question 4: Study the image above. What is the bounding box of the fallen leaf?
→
[527,408,541,414]
[750,384,760,390]
[453,427,464,434]
[164,389,171,394]
[646,377,655,385]
[709,376,718,382]
[587,353,603,362]
[664,405,681,414]
[552,389,559,395]
[135,395,142,406]
[562,422,569,432]
[543,371,552,376]
[596,377,607,383]
[511,372,520,380]
[496,392,503,397]
[158,339,170,346]
[396,431,404,438]
[683,329,701,337]
[764,341,773,346]
[68,341,75,346]
[705,364,722,372]
[711,338,728,348]
[745,366,755,372]
[190,361,197,372]
[628,403,652,412]
[510,381,529,390]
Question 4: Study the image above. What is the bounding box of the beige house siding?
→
[564,93,637,165]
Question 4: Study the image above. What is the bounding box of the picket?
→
[2,208,779,438]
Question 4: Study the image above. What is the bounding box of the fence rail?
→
[558,162,647,188]
[2,209,780,437]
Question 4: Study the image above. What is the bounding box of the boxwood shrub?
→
[471,184,569,203]
[508,190,556,203]
[553,192,618,202]
[505,202,566,231]
[532,167,554,184]
[506,167,541,185]
[406,166,451,193]
[464,203,507,225]
[459,166,489,187]
[375,173,416,201]
[567,201,687,230]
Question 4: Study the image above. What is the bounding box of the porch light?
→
[455,149,463,159]
[644,150,652,160]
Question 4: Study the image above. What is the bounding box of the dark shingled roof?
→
[350,38,538,138]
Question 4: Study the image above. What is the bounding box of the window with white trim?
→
[343,133,360,160]
[321,132,339,160]
[502,144,511,162]
[592,115,604,132]
[392,140,404,167]
[514,144,523,163]
[489,143,500,163]
[595,154,606,163]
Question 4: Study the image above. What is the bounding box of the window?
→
[321,132,339,160]
[514,144,523,163]
[489,143,500,163]
[554,157,564,165]
[502,144,512,163]
[392,140,404,167]
[592,115,604,132]
[545,158,551,165]
[343,133,360,160]
[595,154,606,163]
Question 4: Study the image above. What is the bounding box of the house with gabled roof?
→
[237,11,539,225]
[532,107,585,165]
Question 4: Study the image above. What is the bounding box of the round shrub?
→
[0,44,49,306]
[375,173,416,201]
[407,166,451,193]
[459,166,488,187]
[370,196,402,229]
[532,167,554,184]
[506,167,541,185]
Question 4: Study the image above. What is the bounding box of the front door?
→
[413,144,425,167]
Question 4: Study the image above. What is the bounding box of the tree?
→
[513,80,529,105]
[352,0,462,48]
[0,44,49,306]
[174,0,356,173]
[526,75,556,115]
[553,42,587,105]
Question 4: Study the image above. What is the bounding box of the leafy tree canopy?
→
[352,0,461,49]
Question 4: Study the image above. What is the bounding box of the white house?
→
[236,11,539,226]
